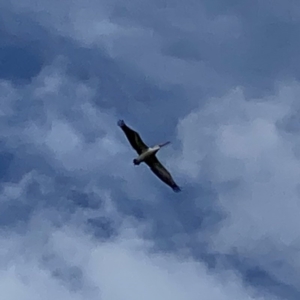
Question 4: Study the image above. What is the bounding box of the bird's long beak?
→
[159,141,171,148]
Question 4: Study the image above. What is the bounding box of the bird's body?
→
[118,120,180,192]
[134,146,159,165]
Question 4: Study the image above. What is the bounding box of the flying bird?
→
[118,120,181,192]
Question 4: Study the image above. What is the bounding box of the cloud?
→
[1,0,300,299]
[175,82,300,292]
[0,56,276,300]
[0,209,277,300]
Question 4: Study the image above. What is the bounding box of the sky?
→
[1,0,300,299]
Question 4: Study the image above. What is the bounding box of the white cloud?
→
[0,61,172,203]
[1,57,298,297]
[175,82,300,290]
[1,1,300,297]
[0,212,276,300]
[0,96,277,298]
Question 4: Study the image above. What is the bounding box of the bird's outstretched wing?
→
[118,120,149,155]
[145,155,181,192]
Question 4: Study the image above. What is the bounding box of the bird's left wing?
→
[118,120,149,155]
[145,155,181,192]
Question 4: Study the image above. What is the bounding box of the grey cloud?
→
[1,0,300,299]
[0,213,277,300]
[174,83,300,296]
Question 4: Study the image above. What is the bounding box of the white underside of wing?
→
[136,148,158,163]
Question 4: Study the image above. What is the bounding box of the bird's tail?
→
[159,141,171,148]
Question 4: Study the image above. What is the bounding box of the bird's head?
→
[133,159,140,166]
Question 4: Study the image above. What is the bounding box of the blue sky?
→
[1,0,300,299]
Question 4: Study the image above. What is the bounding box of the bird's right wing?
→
[118,120,149,155]
[145,155,181,192]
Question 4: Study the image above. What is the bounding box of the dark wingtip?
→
[118,119,125,127]
[172,185,181,192]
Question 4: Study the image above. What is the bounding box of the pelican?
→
[118,120,181,192]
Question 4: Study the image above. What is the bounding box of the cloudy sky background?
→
[1,0,300,299]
